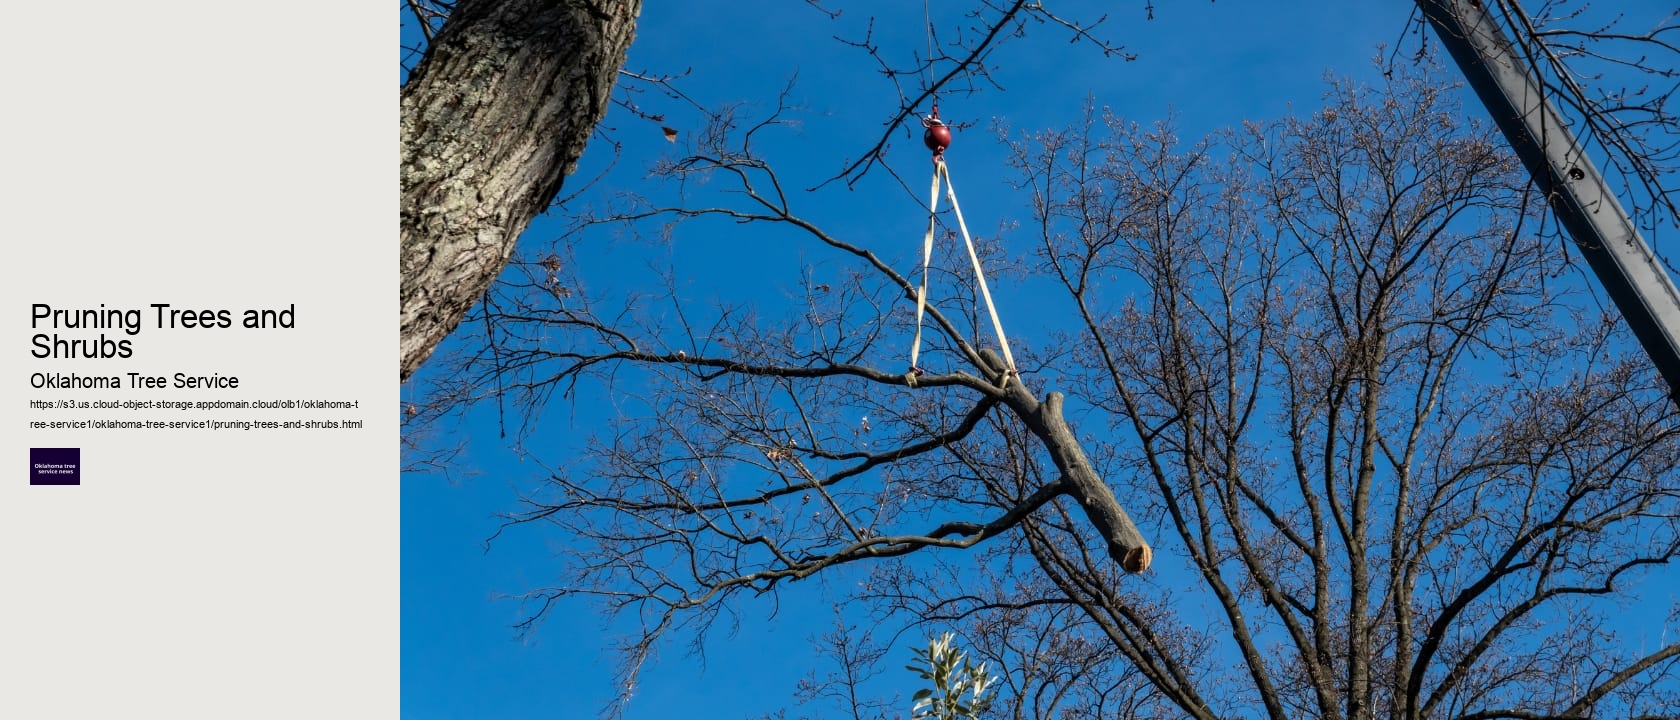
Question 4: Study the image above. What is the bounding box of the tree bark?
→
[981,349,1153,572]
[400,0,641,381]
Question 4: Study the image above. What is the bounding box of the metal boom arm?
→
[1416,0,1680,402]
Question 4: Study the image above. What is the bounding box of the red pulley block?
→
[922,104,951,157]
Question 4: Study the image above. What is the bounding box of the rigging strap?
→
[909,158,1018,381]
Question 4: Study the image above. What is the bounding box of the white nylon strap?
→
[907,159,1017,378]
[909,165,942,372]
[940,160,1017,375]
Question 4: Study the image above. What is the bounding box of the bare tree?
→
[401,0,641,381]
[1007,69,1680,719]
[397,1,1680,394]
[399,0,1137,381]
[409,56,1680,720]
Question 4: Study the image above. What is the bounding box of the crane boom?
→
[1416,0,1680,402]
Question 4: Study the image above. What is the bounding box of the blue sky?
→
[401,3,1676,718]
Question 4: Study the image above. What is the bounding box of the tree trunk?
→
[981,349,1153,572]
[400,0,641,381]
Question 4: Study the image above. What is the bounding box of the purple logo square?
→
[30,447,80,485]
